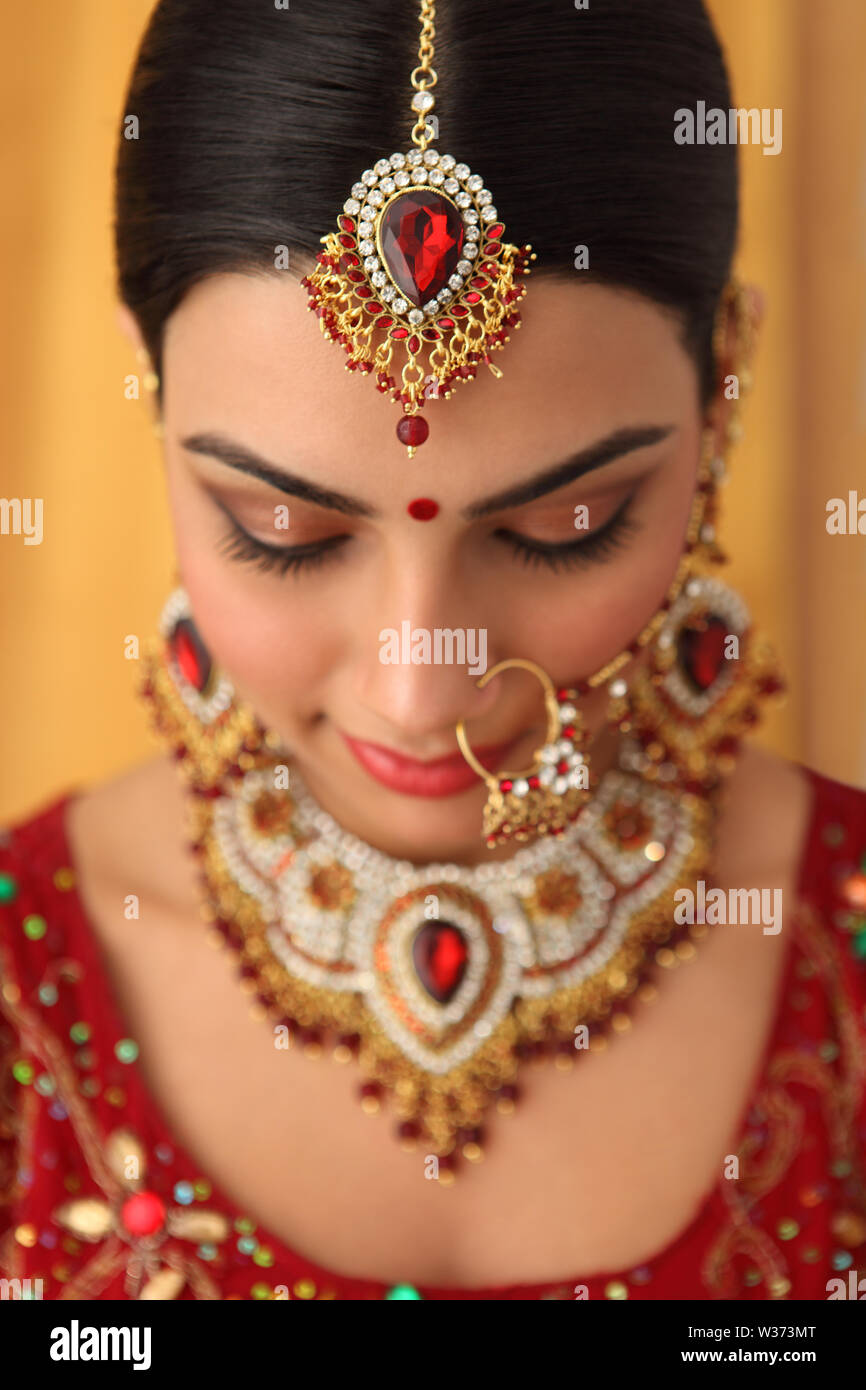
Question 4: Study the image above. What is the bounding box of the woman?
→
[1,0,865,1302]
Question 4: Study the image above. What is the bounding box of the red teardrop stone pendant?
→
[379,191,465,307]
[169,617,212,694]
[412,920,469,1004]
[677,613,729,693]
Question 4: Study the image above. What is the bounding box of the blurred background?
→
[1,0,865,822]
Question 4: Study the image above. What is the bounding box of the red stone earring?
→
[138,589,273,793]
[300,0,534,460]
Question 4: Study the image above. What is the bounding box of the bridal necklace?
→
[183,749,718,1173]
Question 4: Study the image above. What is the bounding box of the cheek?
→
[164,461,339,725]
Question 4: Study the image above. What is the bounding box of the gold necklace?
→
[186,747,719,1176]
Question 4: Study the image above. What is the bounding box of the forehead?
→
[161,272,697,491]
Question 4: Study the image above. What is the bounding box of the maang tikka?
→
[301,0,534,460]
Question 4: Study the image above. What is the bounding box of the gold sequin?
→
[14,1223,37,1248]
[53,867,75,891]
[293,1278,317,1299]
[831,1210,866,1247]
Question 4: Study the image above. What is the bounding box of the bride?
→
[1,0,864,1302]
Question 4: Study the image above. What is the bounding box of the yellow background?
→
[2,0,865,822]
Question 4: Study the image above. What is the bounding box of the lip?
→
[339,730,518,798]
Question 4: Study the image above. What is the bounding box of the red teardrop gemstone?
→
[121,1191,166,1237]
[412,920,468,1004]
[169,618,212,694]
[379,190,465,307]
[677,614,729,693]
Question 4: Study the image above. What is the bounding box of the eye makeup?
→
[213,486,640,578]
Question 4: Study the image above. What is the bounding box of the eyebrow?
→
[180,422,674,521]
[461,424,675,518]
[180,432,377,517]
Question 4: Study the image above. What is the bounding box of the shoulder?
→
[713,742,813,883]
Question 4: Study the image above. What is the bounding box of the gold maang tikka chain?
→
[301,0,535,459]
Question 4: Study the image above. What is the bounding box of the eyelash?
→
[495,495,639,573]
[217,495,639,577]
[217,521,350,576]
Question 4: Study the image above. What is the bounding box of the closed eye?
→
[217,514,351,575]
[495,493,639,571]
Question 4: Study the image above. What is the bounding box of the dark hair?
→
[115,0,738,409]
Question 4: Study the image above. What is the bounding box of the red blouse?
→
[1,765,865,1302]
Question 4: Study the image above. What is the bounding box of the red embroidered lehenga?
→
[1,764,865,1301]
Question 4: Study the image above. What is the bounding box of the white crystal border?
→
[658,576,751,717]
[340,149,502,328]
[158,587,235,726]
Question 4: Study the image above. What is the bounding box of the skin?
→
[63,273,813,1286]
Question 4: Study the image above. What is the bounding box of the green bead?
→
[69,1021,90,1044]
[38,983,58,1006]
[0,871,17,903]
[384,1283,423,1300]
[22,914,46,940]
[252,1247,274,1268]
[114,1038,139,1064]
[251,1282,272,1300]
[852,928,866,961]
[12,1061,34,1085]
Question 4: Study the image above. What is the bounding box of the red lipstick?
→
[339,731,515,798]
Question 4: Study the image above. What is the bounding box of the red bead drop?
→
[396,415,429,449]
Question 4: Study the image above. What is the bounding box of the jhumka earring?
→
[139,589,276,792]
[301,0,534,459]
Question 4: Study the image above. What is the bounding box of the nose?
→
[350,551,504,746]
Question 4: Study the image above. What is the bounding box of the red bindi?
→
[407,498,439,521]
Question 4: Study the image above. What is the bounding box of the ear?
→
[116,303,148,357]
[709,283,764,450]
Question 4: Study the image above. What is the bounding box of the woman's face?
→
[158,272,711,863]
